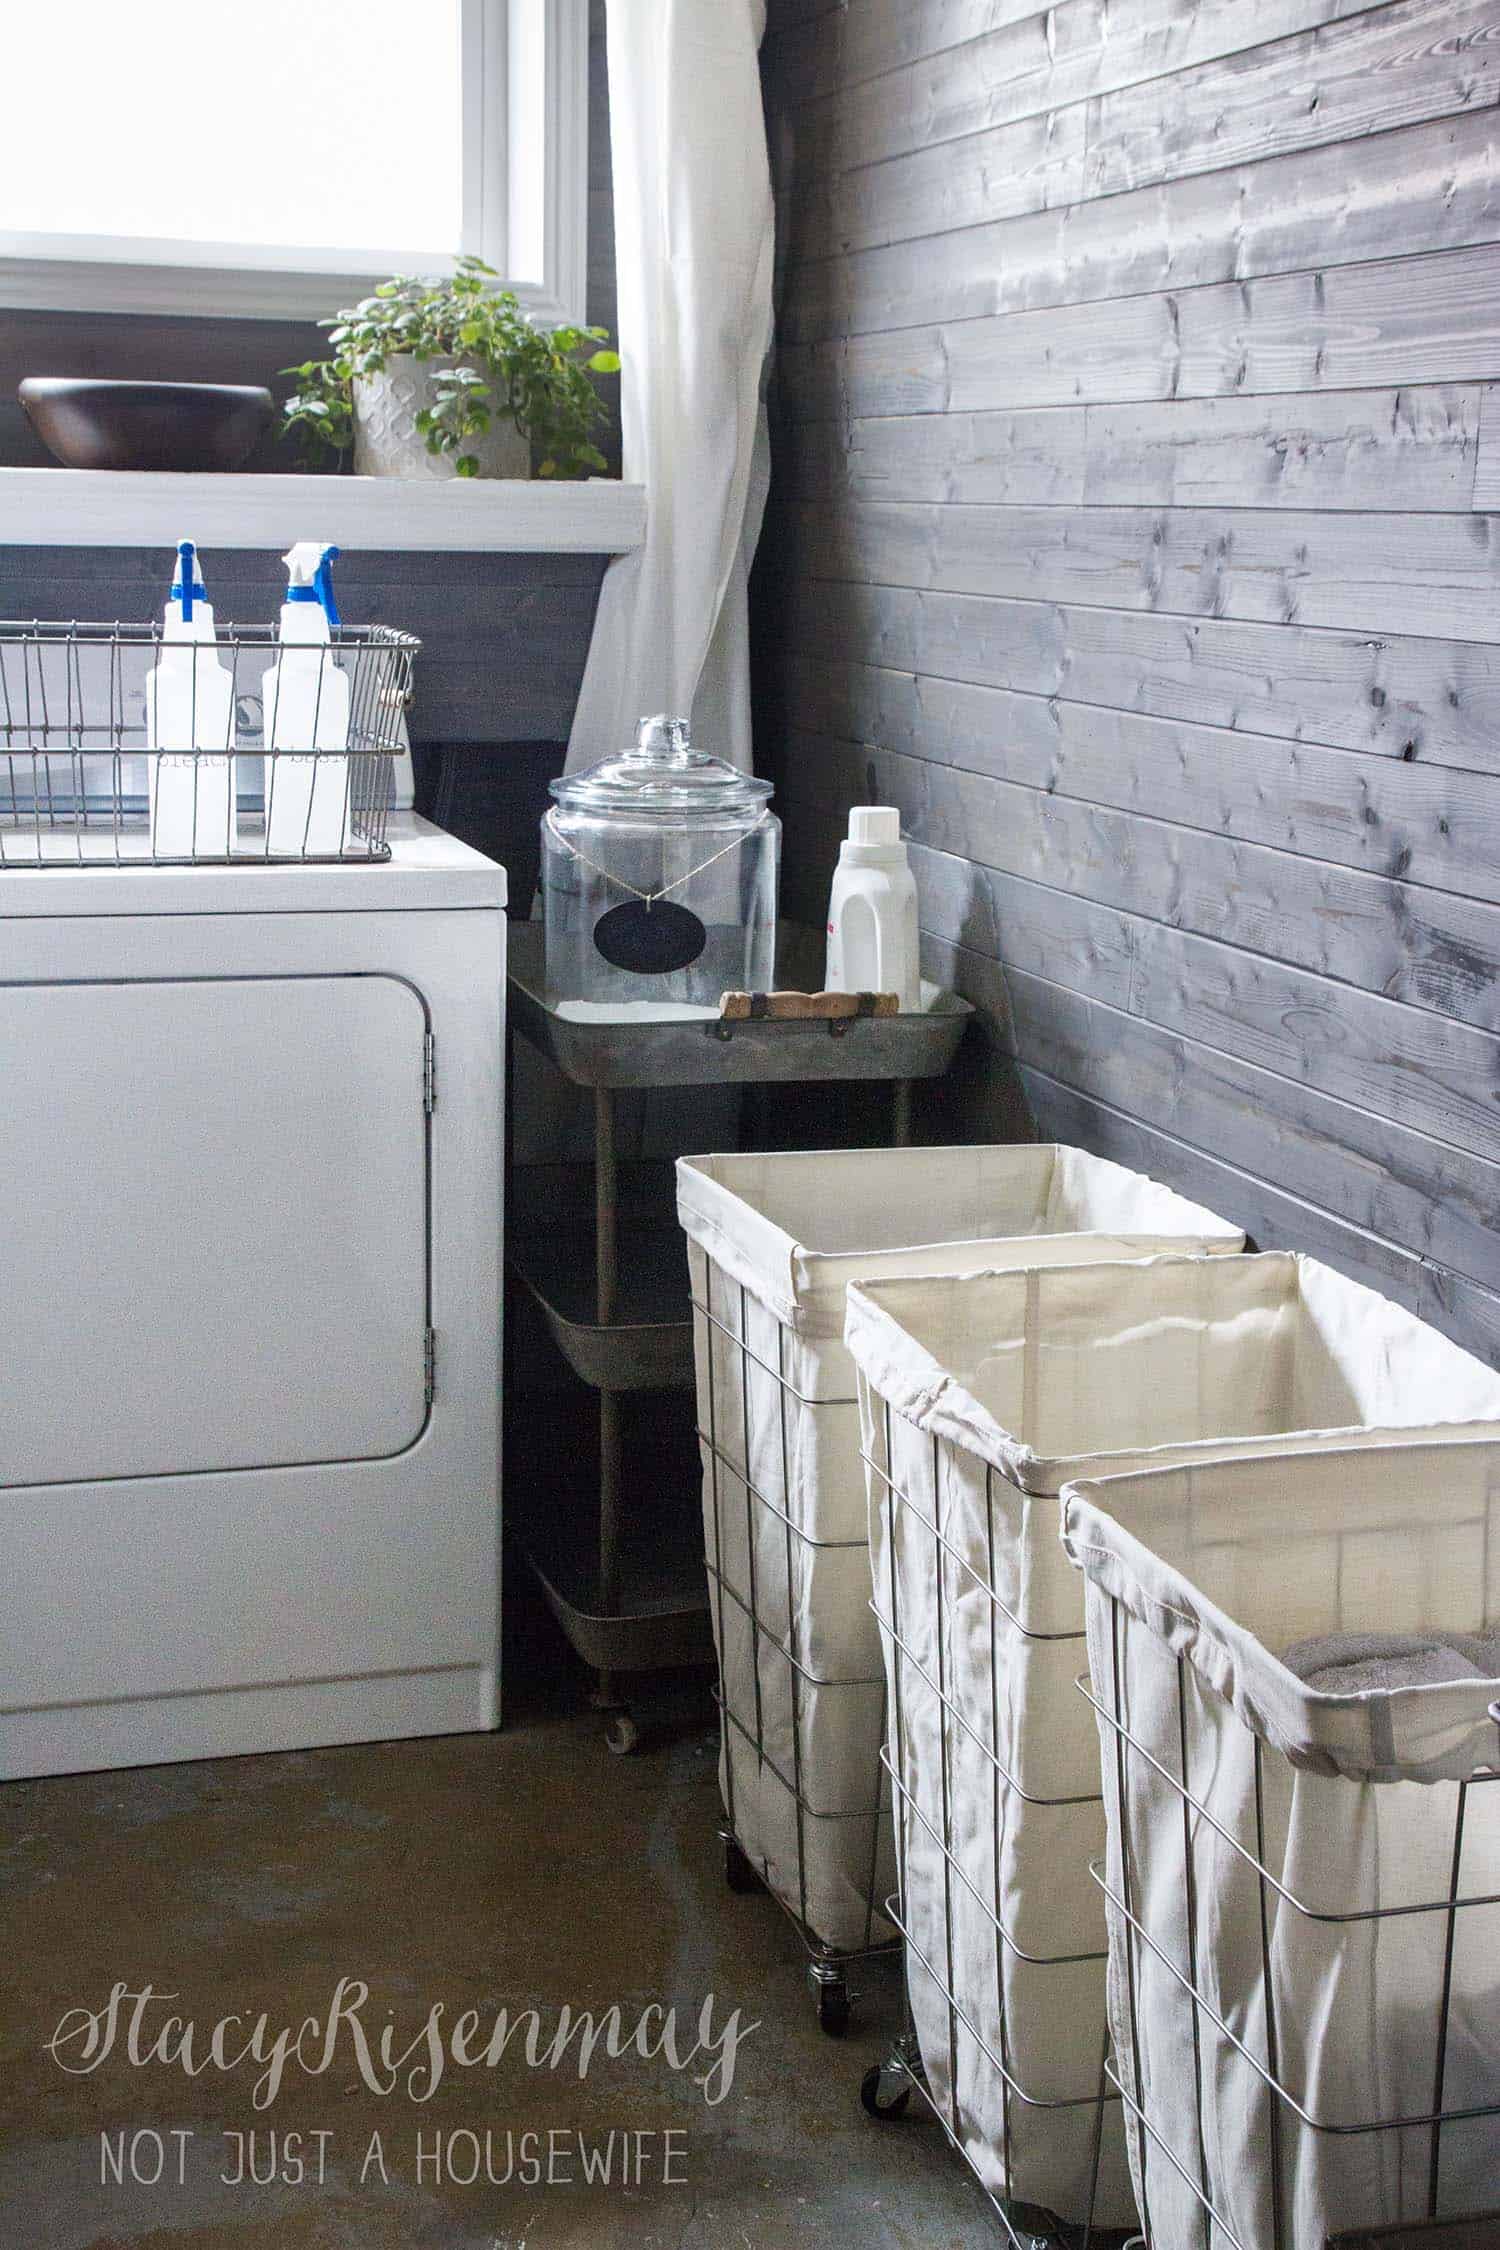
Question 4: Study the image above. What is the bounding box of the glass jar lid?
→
[550,715,774,817]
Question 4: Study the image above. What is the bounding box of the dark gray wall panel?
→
[0,546,607,745]
[757,0,1500,1363]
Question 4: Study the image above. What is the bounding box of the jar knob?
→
[634,713,691,758]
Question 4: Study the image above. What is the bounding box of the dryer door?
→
[1,974,430,1486]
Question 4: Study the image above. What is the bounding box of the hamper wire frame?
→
[862,1394,1117,2250]
[1079,1597,1500,2250]
[692,1255,902,2016]
[0,618,416,866]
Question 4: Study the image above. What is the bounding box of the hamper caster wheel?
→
[722,1834,764,1895]
[860,2061,912,2122]
[809,1965,851,2037]
[604,1710,641,1756]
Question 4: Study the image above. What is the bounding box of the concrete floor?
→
[0,1629,1005,2249]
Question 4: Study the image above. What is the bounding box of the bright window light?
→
[1,1,463,258]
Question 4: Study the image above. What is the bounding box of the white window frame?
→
[0,0,589,327]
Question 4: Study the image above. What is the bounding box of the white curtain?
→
[566,0,775,774]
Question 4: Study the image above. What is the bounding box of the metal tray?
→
[508,1215,692,1391]
[507,922,973,1089]
[509,1402,712,1673]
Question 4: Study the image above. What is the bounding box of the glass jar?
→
[543,715,779,1007]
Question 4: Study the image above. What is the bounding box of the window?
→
[0,0,588,325]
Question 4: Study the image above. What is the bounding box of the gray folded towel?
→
[1282,1629,1500,1696]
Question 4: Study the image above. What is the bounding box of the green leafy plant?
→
[282,256,621,479]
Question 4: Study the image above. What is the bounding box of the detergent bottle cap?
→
[848,805,900,847]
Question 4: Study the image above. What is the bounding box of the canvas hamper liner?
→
[846,1252,1500,2229]
[676,1144,1243,1970]
[1063,1446,1500,2247]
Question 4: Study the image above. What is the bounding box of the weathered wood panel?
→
[782,408,1090,504]
[783,0,1383,173]
[787,498,1500,642]
[758,0,1500,1364]
[1471,384,1500,506]
[780,243,1500,420]
[924,833,1500,1171]
[789,0,1496,258]
[1085,0,1500,197]
[784,388,1488,511]
[1176,245,1500,399]
[764,0,1076,109]
[1081,389,1489,511]
[783,577,1500,772]
[766,0,1387,121]
[780,654,1500,899]
[781,108,1500,345]
[816,105,1087,255]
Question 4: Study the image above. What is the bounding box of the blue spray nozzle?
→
[283,541,342,628]
[170,537,207,622]
[314,544,341,629]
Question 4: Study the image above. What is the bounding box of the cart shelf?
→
[506,922,972,1089]
[511,1399,712,1677]
[507,1215,692,1391]
[505,917,973,1752]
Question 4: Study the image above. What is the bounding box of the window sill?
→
[0,468,646,554]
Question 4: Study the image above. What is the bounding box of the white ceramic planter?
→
[352,356,532,481]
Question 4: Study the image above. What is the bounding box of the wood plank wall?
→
[754,0,1500,1359]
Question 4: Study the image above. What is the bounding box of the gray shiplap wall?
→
[755,0,1500,1360]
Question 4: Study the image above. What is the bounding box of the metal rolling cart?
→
[505,921,971,1758]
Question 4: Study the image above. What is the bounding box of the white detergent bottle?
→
[261,541,351,855]
[144,540,236,857]
[824,804,921,1010]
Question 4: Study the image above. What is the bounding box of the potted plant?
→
[282,256,620,481]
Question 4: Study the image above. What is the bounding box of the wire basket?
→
[690,1247,899,2034]
[858,1384,1129,2240]
[1064,1453,1500,2250]
[0,619,417,866]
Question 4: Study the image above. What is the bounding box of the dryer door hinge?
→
[423,1326,437,1406]
[423,1030,437,1113]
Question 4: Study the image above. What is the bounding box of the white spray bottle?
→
[261,541,351,855]
[824,805,921,1010]
[144,540,236,857]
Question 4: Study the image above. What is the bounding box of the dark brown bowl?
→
[18,377,275,472]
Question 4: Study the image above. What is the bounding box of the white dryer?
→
[0,817,504,1778]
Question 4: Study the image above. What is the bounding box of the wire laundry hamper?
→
[0,619,415,865]
[1063,1449,1500,2249]
[678,1145,1243,2038]
[846,1253,1500,2241]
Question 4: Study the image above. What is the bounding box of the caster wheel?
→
[815,1977,851,2038]
[604,1711,641,1757]
[860,2061,912,2121]
[722,1836,763,1895]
